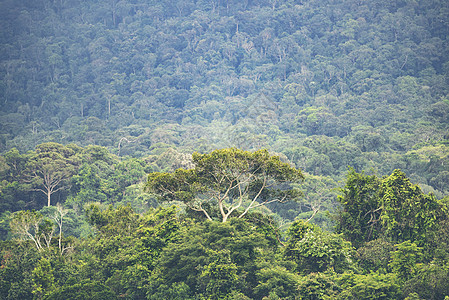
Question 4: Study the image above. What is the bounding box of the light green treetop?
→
[145,148,304,222]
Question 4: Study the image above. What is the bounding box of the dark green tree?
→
[284,220,355,274]
[148,218,274,299]
[335,168,382,247]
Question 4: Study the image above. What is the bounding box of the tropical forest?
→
[0,0,449,299]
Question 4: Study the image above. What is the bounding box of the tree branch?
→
[238,175,267,218]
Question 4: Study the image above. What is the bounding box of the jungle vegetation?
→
[1,0,449,298]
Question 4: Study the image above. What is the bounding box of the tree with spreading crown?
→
[145,148,304,222]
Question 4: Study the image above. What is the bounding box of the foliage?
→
[285,220,355,274]
[355,238,395,273]
[379,170,445,246]
[335,272,401,300]
[389,240,423,282]
[145,148,304,222]
[0,0,449,296]
[0,143,153,225]
[402,263,449,300]
[32,257,56,299]
[25,143,80,207]
[148,218,274,298]
[9,210,55,251]
[296,272,341,300]
[253,266,300,300]
[0,241,39,299]
[335,169,447,249]
[44,279,117,300]
[1,189,448,299]
[0,0,448,198]
[335,168,382,247]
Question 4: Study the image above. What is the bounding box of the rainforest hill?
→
[1,0,449,299]
[0,0,448,196]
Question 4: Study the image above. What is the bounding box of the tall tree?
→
[26,143,80,207]
[9,210,54,251]
[145,148,304,222]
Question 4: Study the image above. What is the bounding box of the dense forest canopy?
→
[1,0,449,299]
[0,0,448,196]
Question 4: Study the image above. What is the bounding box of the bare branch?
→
[239,176,267,218]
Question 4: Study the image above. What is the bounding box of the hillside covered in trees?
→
[1,0,449,299]
[1,0,448,195]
